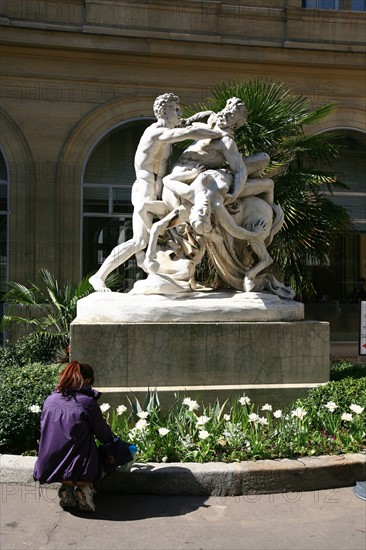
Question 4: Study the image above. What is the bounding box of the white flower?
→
[137,411,149,419]
[29,405,41,414]
[135,419,148,431]
[158,427,170,437]
[261,403,272,412]
[248,413,259,422]
[349,404,364,415]
[128,429,137,441]
[273,410,282,418]
[198,430,210,440]
[196,415,210,426]
[100,403,111,413]
[162,456,168,463]
[116,404,127,415]
[223,414,231,421]
[291,407,307,420]
[325,401,338,413]
[183,397,200,411]
[258,416,268,426]
[239,396,251,406]
[341,413,353,422]
[180,434,194,448]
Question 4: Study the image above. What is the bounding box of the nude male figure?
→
[162,97,274,213]
[89,93,222,292]
[143,98,274,272]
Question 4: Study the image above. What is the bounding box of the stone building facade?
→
[0,0,365,349]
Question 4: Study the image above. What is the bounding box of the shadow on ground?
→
[69,493,210,521]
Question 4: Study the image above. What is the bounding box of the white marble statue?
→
[90,93,292,298]
[89,93,223,292]
[141,98,287,294]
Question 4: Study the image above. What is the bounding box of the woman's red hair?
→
[57,361,94,394]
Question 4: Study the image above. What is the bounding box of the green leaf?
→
[187,77,352,297]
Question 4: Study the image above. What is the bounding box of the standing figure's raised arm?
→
[158,124,222,144]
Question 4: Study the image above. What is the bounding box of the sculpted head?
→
[189,191,212,235]
[211,97,248,131]
[153,93,181,126]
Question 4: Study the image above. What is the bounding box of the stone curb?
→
[1,453,365,495]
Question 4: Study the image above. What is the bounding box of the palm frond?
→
[186,78,353,296]
[300,103,337,125]
[1,270,95,347]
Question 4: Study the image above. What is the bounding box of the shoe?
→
[74,484,95,512]
[58,485,77,509]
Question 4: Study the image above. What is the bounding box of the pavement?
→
[1,485,365,550]
[1,454,365,550]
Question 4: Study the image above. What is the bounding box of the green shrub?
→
[330,360,366,381]
[0,362,62,454]
[0,334,64,369]
[0,341,21,368]
[297,377,366,412]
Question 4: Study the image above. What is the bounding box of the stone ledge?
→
[95,383,324,410]
[74,291,304,323]
[1,454,364,496]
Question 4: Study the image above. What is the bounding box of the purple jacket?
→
[33,387,112,484]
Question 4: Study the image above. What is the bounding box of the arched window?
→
[0,149,9,343]
[311,130,366,298]
[82,118,153,291]
[327,131,366,233]
[305,130,366,341]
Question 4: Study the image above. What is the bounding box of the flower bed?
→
[97,379,366,463]
[1,361,365,460]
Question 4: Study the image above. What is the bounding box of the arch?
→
[303,108,366,230]
[309,126,366,229]
[307,105,366,136]
[0,108,36,282]
[56,96,156,281]
[81,117,153,285]
[302,122,366,312]
[58,96,155,169]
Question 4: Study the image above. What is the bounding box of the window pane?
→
[0,153,7,181]
[83,216,144,292]
[303,0,366,8]
[0,214,7,294]
[113,187,133,214]
[352,0,366,10]
[302,1,337,7]
[327,133,366,230]
[330,194,366,230]
[0,184,7,212]
[84,120,152,185]
[83,187,109,213]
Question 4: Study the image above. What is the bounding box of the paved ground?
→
[1,484,365,550]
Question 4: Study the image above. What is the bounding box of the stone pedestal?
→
[70,291,329,408]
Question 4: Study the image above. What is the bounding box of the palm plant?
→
[184,78,353,297]
[1,269,94,356]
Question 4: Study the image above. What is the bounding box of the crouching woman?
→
[33,360,113,512]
